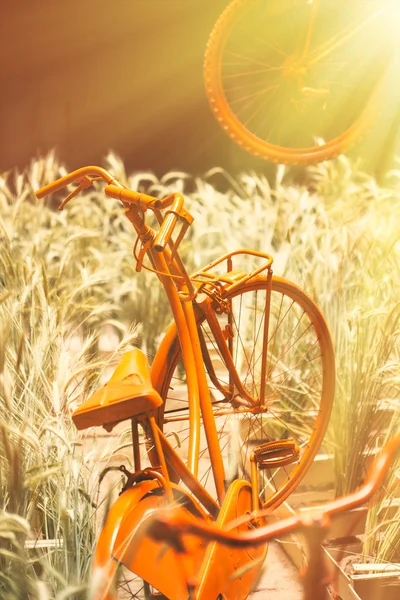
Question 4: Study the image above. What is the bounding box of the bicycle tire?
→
[204,0,388,165]
[157,276,335,509]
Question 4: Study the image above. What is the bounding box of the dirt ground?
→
[249,541,303,599]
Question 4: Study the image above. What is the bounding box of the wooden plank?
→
[25,539,64,549]
[352,572,400,581]
[353,576,400,599]
[325,546,400,600]
[353,564,400,573]
[323,547,362,600]
[278,506,366,571]
[317,506,367,539]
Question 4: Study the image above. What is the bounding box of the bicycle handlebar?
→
[147,435,400,549]
[35,166,166,209]
[35,166,187,253]
[35,166,118,199]
[103,183,167,210]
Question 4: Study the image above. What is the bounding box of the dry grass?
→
[1,150,400,592]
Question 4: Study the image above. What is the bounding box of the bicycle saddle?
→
[72,349,162,431]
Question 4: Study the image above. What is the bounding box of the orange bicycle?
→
[205,0,396,165]
[140,436,400,600]
[36,167,335,599]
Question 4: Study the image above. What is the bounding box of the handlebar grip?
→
[36,166,116,199]
[36,175,75,199]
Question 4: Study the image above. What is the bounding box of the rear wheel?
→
[204,0,389,164]
[158,276,335,509]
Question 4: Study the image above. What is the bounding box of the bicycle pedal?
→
[252,439,300,469]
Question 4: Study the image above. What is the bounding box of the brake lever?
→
[58,175,100,210]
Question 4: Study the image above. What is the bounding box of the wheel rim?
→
[204,0,388,164]
[159,277,335,508]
